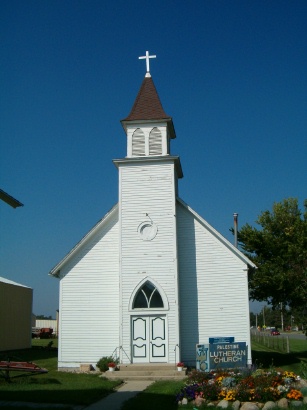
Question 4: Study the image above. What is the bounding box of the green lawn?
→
[0,341,121,406]
[251,338,307,375]
[31,337,59,348]
[1,338,306,410]
[121,380,184,410]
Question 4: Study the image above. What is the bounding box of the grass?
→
[31,337,59,348]
[0,339,122,407]
[1,338,306,410]
[121,338,307,410]
[251,338,307,374]
[121,380,184,410]
[0,407,73,410]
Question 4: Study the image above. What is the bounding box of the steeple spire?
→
[122,76,171,122]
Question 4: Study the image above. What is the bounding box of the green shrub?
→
[300,387,307,397]
[96,356,118,372]
[299,361,307,380]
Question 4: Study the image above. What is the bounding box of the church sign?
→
[209,342,247,369]
[209,337,234,344]
[196,340,247,371]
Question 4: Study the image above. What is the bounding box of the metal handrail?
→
[174,344,180,367]
[112,346,132,363]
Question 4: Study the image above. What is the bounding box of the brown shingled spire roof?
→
[123,76,171,121]
[121,76,176,139]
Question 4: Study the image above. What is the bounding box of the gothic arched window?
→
[132,128,145,156]
[149,127,162,156]
[133,281,164,309]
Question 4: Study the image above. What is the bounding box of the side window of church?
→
[133,281,164,308]
[149,127,162,156]
[132,128,145,156]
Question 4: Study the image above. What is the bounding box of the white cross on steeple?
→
[139,51,156,77]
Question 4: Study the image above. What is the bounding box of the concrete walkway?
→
[84,380,153,410]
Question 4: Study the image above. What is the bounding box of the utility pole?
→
[233,213,238,248]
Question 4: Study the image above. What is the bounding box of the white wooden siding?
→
[177,201,251,366]
[119,160,180,363]
[58,210,119,369]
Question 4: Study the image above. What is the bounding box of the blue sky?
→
[1,0,306,317]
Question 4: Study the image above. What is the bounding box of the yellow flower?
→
[225,390,236,401]
[284,371,296,379]
[216,376,224,385]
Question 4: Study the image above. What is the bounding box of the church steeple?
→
[122,76,171,122]
[121,51,176,158]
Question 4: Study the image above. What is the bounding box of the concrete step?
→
[119,364,178,372]
[105,373,187,381]
[103,364,187,381]
[113,370,181,376]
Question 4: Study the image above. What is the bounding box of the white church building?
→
[50,53,255,370]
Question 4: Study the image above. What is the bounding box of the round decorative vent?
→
[138,221,158,241]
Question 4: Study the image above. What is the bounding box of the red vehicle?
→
[32,327,53,339]
[271,328,280,336]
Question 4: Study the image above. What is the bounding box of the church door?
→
[131,316,167,363]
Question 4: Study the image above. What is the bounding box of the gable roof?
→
[177,197,257,269]
[49,204,118,278]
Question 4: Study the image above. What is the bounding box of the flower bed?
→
[176,368,306,406]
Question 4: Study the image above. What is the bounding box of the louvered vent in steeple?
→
[132,128,145,156]
[149,127,162,156]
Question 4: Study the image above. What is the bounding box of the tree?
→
[237,198,307,316]
[250,306,285,329]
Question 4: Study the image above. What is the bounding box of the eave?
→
[113,156,183,179]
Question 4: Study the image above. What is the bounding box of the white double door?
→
[131,316,167,363]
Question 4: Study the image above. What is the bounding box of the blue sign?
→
[209,337,234,344]
[209,342,247,370]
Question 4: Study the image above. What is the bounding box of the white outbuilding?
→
[50,56,255,370]
[0,276,33,351]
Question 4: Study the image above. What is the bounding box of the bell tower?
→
[113,51,183,364]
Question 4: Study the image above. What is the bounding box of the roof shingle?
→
[122,76,171,121]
